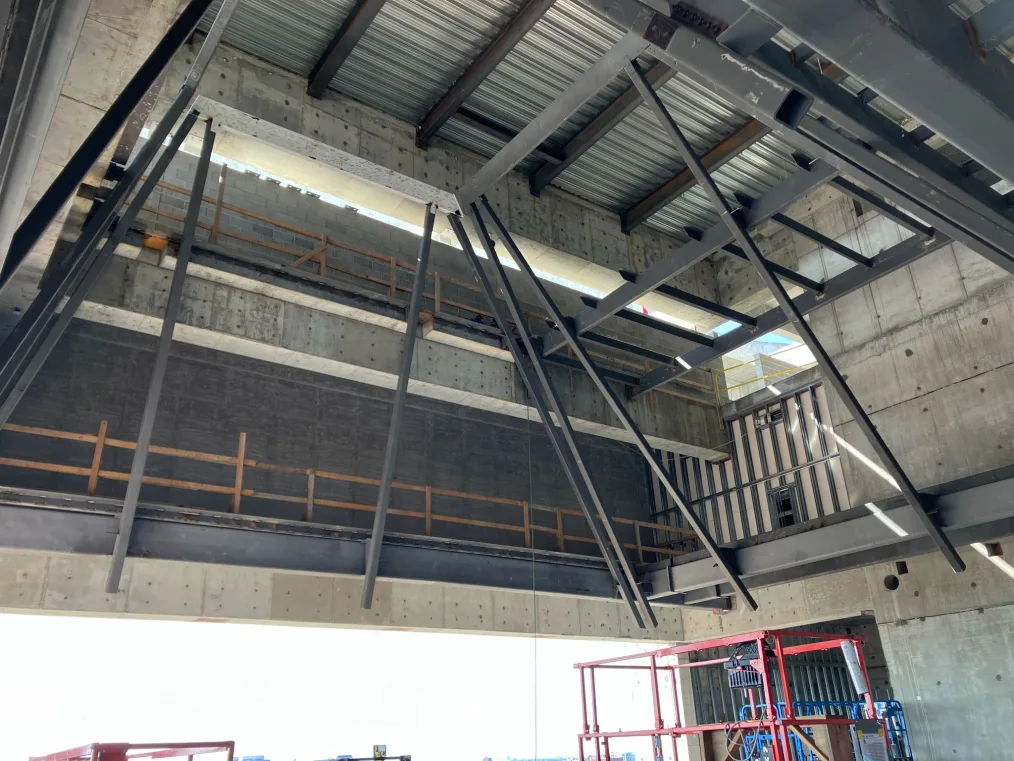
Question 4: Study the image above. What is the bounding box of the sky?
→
[0,613,663,761]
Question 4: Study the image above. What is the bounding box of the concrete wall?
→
[0,550,684,642]
[717,181,1014,506]
[0,320,657,553]
[2,0,180,300]
[146,38,726,333]
[141,139,718,365]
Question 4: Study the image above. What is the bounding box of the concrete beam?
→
[0,547,683,640]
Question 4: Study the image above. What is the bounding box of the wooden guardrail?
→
[0,422,698,560]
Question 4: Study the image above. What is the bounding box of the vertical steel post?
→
[447,212,649,628]
[476,194,759,610]
[104,118,215,594]
[361,204,436,609]
[0,109,201,429]
[625,57,965,574]
[464,204,657,627]
[0,0,232,287]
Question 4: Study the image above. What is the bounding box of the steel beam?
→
[566,327,681,366]
[579,296,713,346]
[636,228,953,394]
[742,0,1014,186]
[529,61,676,195]
[449,212,652,628]
[650,282,755,327]
[362,204,436,609]
[581,0,1014,277]
[829,178,934,240]
[642,469,1014,598]
[307,0,389,99]
[0,110,200,430]
[625,57,964,573]
[964,0,1014,53]
[714,240,823,293]
[541,158,836,356]
[476,195,759,610]
[416,0,556,147]
[0,0,218,288]
[769,212,872,267]
[457,30,651,204]
[620,118,769,233]
[105,119,216,594]
[0,491,619,599]
[452,107,565,166]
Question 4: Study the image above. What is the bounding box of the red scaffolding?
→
[29,742,235,761]
[575,629,887,761]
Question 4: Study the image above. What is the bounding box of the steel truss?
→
[448,0,1008,593]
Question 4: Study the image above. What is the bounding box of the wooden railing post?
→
[522,500,530,547]
[634,520,644,562]
[318,233,327,276]
[87,420,108,495]
[389,257,397,297]
[304,470,315,522]
[425,486,432,536]
[210,165,227,243]
[556,508,565,552]
[230,432,246,513]
[433,273,441,314]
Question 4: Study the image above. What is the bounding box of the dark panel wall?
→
[0,322,654,555]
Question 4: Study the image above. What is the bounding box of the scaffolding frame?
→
[574,629,883,761]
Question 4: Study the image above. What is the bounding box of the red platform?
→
[30,742,234,761]
[575,629,886,761]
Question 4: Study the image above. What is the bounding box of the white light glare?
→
[864,502,908,537]
[767,384,781,395]
[971,542,1014,581]
[676,356,691,370]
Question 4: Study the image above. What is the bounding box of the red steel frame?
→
[30,742,234,761]
[575,629,886,761]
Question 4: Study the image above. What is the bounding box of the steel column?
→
[0,110,200,432]
[361,204,436,609]
[0,0,57,197]
[104,119,216,594]
[457,30,650,204]
[448,213,651,627]
[0,110,200,429]
[541,158,836,356]
[625,57,964,573]
[0,0,220,287]
[476,195,758,610]
[0,3,236,422]
[307,0,389,98]
[417,0,556,147]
